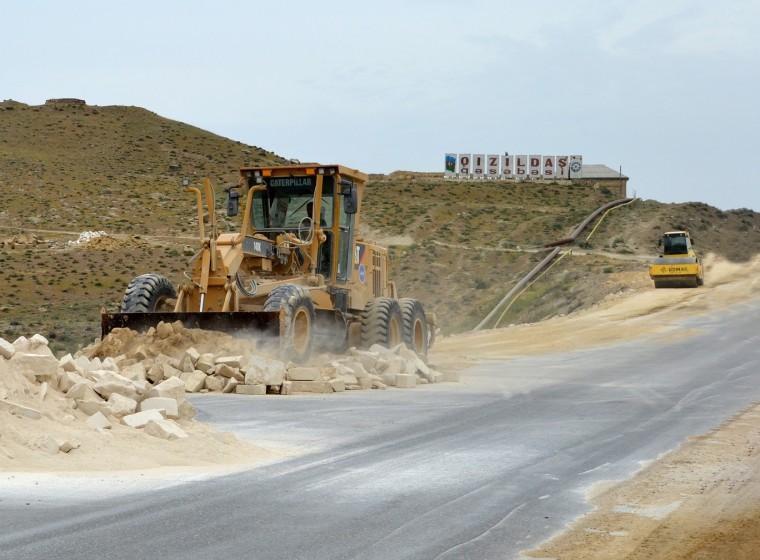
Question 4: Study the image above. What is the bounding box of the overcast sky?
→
[4,1,759,210]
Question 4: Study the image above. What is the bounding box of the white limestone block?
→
[122,409,165,428]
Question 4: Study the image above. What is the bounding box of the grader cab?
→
[103,164,433,362]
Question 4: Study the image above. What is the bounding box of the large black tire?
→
[399,298,429,357]
[120,274,177,313]
[264,285,315,363]
[361,297,403,350]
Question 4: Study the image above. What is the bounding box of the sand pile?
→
[62,231,149,250]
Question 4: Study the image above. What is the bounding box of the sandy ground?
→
[522,403,760,560]
[430,254,760,560]
[2,254,759,557]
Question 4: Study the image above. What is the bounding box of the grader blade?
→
[102,311,278,339]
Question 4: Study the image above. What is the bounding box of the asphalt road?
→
[1,302,758,560]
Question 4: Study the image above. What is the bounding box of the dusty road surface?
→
[433,254,760,560]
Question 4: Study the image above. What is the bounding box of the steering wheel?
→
[297,216,313,242]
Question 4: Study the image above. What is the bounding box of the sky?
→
[3,0,759,211]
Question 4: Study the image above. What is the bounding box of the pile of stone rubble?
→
[0,322,456,454]
[92,321,458,396]
[1,334,196,454]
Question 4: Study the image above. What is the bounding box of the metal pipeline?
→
[473,197,636,331]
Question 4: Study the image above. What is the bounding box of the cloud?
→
[595,0,760,57]
[595,0,692,55]
[665,1,760,57]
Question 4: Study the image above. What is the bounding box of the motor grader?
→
[102,164,433,362]
[649,230,704,288]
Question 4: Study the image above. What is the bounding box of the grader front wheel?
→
[264,285,316,363]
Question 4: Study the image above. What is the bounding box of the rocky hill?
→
[2,99,759,355]
[0,99,286,234]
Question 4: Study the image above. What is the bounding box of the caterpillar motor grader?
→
[649,230,704,288]
[102,164,434,362]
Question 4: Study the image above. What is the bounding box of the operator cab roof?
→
[239,164,368,183]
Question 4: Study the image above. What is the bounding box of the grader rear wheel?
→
[264,285,315,363]
[120,274,177,313]
[361,297,403,349]
[399,298,429,357]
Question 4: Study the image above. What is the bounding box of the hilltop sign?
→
[444,153,582,179]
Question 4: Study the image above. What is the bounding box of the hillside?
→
[0,99,286,234]
[2,100,759,355]
[362,174,760,333]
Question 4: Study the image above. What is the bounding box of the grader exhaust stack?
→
[102,164,434,363]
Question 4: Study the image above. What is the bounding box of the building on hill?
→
[45,98,86,106]
[578,164,628,197]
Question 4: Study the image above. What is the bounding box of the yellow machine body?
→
[104,164,433,361]
[649,230,704,288]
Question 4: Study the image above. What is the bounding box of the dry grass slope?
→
[0,99,286,234]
